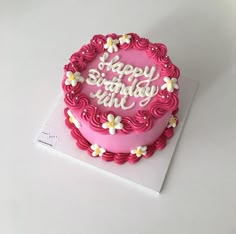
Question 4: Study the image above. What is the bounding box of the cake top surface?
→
[80,48,162,116]
[62,33,180,134]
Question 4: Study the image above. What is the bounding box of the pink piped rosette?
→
[62,33,180,164]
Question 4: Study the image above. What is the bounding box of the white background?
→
[0,0,235,234]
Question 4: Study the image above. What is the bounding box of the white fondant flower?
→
[90,144,106,157]
[131,146,147,157]
[104,37,119,53]
[102,114,123,135]
[119,34,131,45]
[167,115,177,128]
[65,71,85,87]
[161,77,179,92]
[67,110,80,129]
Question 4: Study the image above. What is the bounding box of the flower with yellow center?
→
[107,38,113,46]
[65,71,85,87]
[119,34,131,45]
[90,144,106,157]
[104,37,119,53]
[167,115,177,128]
[102,114,123,135]
[131,146,147,157]
[67,110,80,129]
[161,77,179,92]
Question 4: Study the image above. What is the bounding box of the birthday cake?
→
[62,33,180,164]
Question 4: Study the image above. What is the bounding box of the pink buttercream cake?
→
[62,33,180,164]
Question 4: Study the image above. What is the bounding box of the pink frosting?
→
[146,43,167,58]
[90,34,107,53]
[65,108,178,164]
[62,33,180,163]
[77,109,171,153]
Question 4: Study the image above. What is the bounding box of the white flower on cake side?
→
[131,146,147,157]
[119,34,131,45]
[90,144,106,157]
[67,110,80,129]
[104,37,119,53]
[161,77,179,92]
[102,114,123,135]
[167,115,177,128]
[65,71,85,87]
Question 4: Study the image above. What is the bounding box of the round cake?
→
[62,33,180,164]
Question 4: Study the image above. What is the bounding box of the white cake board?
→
[35,77,198,194]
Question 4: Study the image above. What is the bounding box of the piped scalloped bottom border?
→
[64,108,178,165]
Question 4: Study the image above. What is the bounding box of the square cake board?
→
[35,77,198,194]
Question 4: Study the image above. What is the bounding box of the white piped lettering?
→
[86,52,160,110]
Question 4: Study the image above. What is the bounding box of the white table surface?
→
[0,0,235,234]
